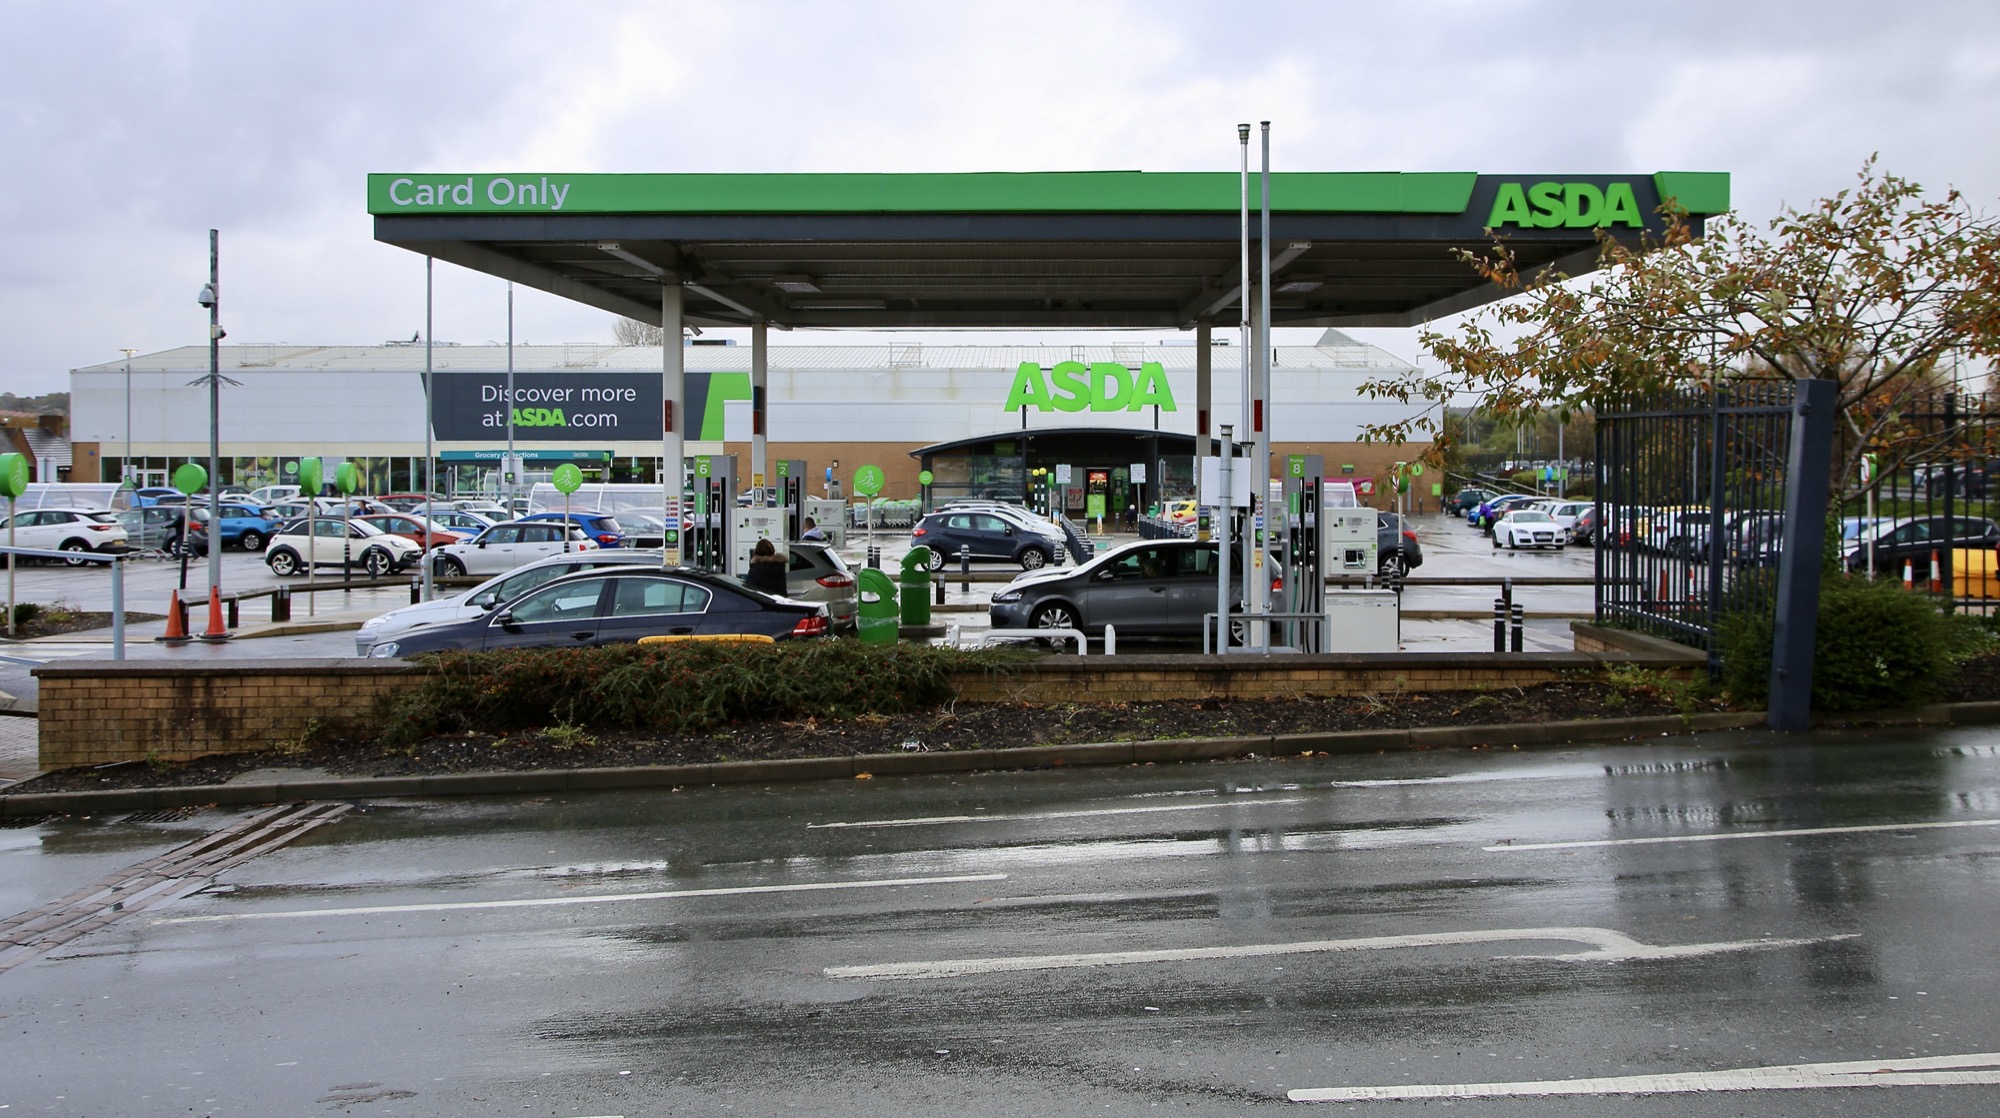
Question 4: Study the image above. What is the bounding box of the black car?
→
[1845,516,2000,580]
[1448,488,1491,517]
[1377,513,1424,578]
[910,510,1062,571]
[364,567,830,658]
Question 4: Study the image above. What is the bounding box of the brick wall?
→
[34,637,1700,772]
[951,650,1688,704]
[35,660,426,770]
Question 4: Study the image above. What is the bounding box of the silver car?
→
[783,541,858,632]
[988,538,1279,639]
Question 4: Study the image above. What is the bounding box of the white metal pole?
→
[1254,121,1274,631]
[422,257,435,601]
[1237,125,1254,631]
[121,348,136,484]
[205,229,222,596]
[505,281,515,510]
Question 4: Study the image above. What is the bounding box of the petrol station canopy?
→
[367,171,1730,332]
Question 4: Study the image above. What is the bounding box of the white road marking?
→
[1485,817,2000,852]
[808,797,1308,829]
[822,925,1853,980]
[152,872,1007,924]
[1288,1052,2000,1101]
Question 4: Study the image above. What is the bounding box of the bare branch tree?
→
[612,317,666,346]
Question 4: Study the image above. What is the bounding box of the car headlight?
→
[368,642,401,658]
[992,589,1022,603]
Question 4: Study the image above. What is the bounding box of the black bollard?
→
[1510,604,1525,653]
[272,585,291,623]
[410,575,422,604]
[959,545,971,594]
[1493,597,1507,653]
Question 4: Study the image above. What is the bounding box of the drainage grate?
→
[120,806,213,824]
[0,815,50,829]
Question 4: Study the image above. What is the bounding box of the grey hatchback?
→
[988,538,1280,638]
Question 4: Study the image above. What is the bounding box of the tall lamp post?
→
[119,348,136,484]
[198,229,222,595]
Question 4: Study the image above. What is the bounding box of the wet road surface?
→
[3,725,1998,1115]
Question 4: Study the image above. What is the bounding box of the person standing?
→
[744,537,788,596]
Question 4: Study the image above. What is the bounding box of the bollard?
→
[271,585,291,623]
[1493,597,1507,653]
[410,575,422,604]
[1510,604,1525,653]
[959,545,971,594]
[226,597,239,630]
[935,574,945,606]
[866,545,881,570]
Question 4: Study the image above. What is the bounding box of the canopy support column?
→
[661,285,685,566]
[751,321,768,505]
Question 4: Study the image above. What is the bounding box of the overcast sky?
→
[5,0,1998,395]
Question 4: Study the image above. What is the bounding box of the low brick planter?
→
[32,634,1705,772]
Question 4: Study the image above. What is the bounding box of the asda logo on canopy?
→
[1488,182,1644,229]
[1004,361,1176,412]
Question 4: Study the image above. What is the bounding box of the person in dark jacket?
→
[743,538,788,596]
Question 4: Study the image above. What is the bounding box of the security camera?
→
[197,284,217,308]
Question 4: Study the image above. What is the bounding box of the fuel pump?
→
[688,455,737,571]
[778,458,808,540]
[1281,455,1325,651]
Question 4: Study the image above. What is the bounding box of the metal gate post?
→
[1768,379,1838,732]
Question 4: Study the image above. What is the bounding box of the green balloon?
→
[334,462,360,495]
[552,463,584,494]
[297,457,322,496]
[172,462,209,495]
[0,453,25,499]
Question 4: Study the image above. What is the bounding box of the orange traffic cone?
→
[157,591,190,643]
[1930,550,1942,594]
[199,586,231,641]
[1903,558,1914,590]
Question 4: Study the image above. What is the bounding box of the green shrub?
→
[1719,577,1993,711]
[8,602,41,628]
[381,641,1022,744]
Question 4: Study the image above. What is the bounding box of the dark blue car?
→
[520,511,627,548]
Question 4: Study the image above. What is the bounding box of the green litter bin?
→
[899,547,932,626]
[856,567,900,645]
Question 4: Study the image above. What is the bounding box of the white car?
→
[356,549,667,656]
[1544,501,1594,541]
[0,507,129,565]
[432,520,598,577]
[264,518,424,577]
[1492,509,1568,550]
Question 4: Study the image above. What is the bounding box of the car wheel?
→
[60,540,91,566]
[1030,602,1079,647]
[1019,548,1049,571]
[238,530,264,551]
[362,548,393,578]
[1380,552,1409,579]
[439,554,468,577]
[267,549,301,577]
[1491,534,1501,550]
[926,548,945,572]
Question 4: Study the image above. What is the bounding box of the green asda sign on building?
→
[1004,361,1176,413]
[1488,181,1643,228]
